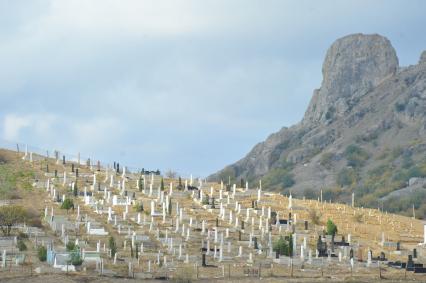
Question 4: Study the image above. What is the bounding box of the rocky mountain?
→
[210,33,426,217]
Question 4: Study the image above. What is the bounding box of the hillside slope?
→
[210,33,426,217]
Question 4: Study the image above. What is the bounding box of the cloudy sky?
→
[1,0,425,177]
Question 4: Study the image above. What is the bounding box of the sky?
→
[1,0,426,177]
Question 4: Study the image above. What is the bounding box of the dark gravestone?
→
[211,197,215,209]
[216,218,219,227]
[62,155,66,165]
[407,255,414,270]
[276,250,280,259]
[202,253,206,267]
[251,201,255,209]
[76,168,79,178]
[413,248,417,259]
[124,191,128,197]
[239,231,242,241]
[304,220,308,231]
[46,164,49,173]
[132,192,136,199]
[241,221,245,230]
[288,212,292,220]
[253,237,258,250]
[117,163,120,173]
[396,242,400,251]
[71,164,74,173]
[350,248,354,259]
[271,211,277,224]
[317,235,327,257]
[54,170,57,178]
[114,162,116,169]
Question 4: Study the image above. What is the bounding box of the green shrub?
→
[66,241,76,251]
[38,246,47,261]
[326,219,337,236]
[282,173,295,188]
[344,144,369,168]
[320,153,334,169]
[336,168,357,187]
[61,199,74,213]
[70,251,83,266]
[134,202,144,212]
[273,234,293,256]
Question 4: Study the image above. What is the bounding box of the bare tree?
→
[164,169,178,179]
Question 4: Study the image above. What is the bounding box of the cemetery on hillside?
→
[0,146,426,281]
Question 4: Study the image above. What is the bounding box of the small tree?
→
[326,219,338,236]
[38,246,47,261]
[134,202,144,212]
[61,199,74,214]
[273,234,293,256]
[109,236,117,258]
[0,205,27,236]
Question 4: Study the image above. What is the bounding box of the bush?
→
[17,239,27,251]
[344,144,369,168]
[309,209,321,225]
[38,246,47,261]
[70,251,83,266]
[66,241,76,251]
[134,202,144,212]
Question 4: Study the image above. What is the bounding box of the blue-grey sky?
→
[1,0,425,177]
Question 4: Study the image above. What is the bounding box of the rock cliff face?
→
[303,34,399,124]
[209,33,426,211]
